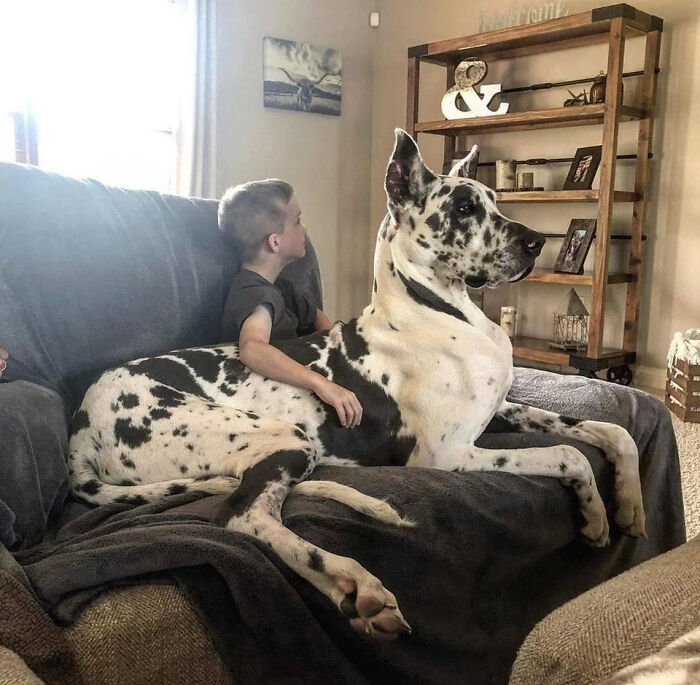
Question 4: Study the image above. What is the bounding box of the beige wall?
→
[369,0,700,384]
[215,0,374,321]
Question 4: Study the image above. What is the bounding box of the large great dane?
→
[68,130,646,640]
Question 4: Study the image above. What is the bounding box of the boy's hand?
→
[314,378,363,428]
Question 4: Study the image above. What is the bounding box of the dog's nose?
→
[520,228,546,256]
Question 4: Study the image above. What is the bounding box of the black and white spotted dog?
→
[68,130,646,640]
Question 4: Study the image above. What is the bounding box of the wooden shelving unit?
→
[406,3,662,380]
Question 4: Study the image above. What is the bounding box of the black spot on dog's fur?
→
[150,408,172,421]
[171,349,221,383]
[120,454,136,469]
[425,213,441,233]
[81,480,102,495]
[342,319,370,362]
[151,385,187,409]
[72,409,90,433]
[128,357,212,401]
[314,346,416,467]
[114,418,152,449]
[307,549,325,572]
[168,483,188,496]
[381,374,389,385]
[114,494,148,506]
[118,392,139,409]
[560,416,582,427]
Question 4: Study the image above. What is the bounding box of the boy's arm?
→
[314,309,332,331]
[238,306,362,428]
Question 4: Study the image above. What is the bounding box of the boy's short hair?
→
[218,179,294,262]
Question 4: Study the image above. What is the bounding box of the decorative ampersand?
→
[441,59,509,119]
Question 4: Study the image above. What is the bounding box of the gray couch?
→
[0,161,686,684]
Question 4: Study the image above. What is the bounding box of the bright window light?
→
[0,0,188,192]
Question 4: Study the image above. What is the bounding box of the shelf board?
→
[495,190,639,203]
[512,335,634,368]
[409,5,663,66]
[414,104,644,136]
[524,270,635,285]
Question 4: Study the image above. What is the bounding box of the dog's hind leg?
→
[212,451,411,641]
[487,400,645,538]
[437,443,610,546]
[290,481,416,527]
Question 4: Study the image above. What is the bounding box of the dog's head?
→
[384,129,545,289]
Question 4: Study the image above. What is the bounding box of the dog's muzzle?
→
[508,228,546,282]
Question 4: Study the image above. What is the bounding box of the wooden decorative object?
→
[666,358,700,423]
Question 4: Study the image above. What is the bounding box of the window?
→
[0,0,188,193]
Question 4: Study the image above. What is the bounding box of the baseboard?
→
[632,364,666,392]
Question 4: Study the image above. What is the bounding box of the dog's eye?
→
[457,202,472,214]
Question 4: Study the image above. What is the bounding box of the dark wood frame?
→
[406,3,662,373]
[563,146,602,190]
[554,219,597,274]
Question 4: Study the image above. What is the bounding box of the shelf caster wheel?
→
[577,369,598,379]
[607,365,633,386]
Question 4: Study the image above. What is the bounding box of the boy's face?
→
[275,193,307,260]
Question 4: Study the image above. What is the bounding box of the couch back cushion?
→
[0,164,234,404]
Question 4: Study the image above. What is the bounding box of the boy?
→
[218,180,362,429]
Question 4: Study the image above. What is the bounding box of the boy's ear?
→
[266,233,281,252]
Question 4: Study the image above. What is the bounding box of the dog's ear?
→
[448,144,479,178]
[385,129,436,211]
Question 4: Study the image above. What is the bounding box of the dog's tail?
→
[69,464,241,507]
[290,480,416,528]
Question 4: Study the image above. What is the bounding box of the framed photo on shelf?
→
[563,146,602,190]
[554,219,597,274]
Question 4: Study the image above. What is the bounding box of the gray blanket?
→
[12,369,686,684]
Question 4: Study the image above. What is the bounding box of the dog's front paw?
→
[606,426,647,538]
[615,492,647,538]
[581,512,610,547]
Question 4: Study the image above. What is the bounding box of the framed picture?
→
[554,219,597,274]
[263,37,342,116]
[563,146,602,190]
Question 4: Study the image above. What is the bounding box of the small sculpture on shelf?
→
[441,59,510,120]
[563,88,589,107]
[550,289,589,351]
[589,71,607,103]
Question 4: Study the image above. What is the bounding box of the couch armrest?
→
[509,535,700,685]
[0,381,70,549]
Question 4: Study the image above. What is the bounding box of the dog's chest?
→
[365,317,512,460]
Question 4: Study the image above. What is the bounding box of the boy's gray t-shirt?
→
[220,268,317,342]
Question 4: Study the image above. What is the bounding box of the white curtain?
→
[174,0,218,198]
